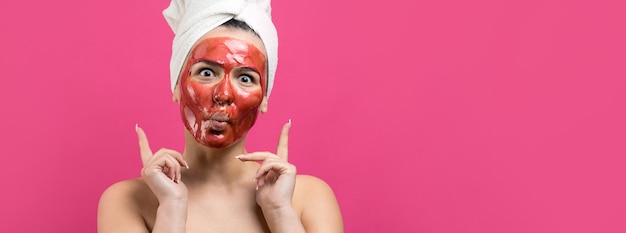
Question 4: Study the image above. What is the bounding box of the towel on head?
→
[163,0,278,98]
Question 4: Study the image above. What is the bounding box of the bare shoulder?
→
[293,175,344,233]
[99,178,155,207]
[294,175,335,198]
[98,178,156,233]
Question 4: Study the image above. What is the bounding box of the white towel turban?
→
[163,0,278,98]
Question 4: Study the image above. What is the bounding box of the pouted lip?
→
[209,113,230,123]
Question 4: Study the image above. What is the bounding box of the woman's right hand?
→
[136,125,189,202]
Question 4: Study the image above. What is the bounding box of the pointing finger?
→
[276,120,291,161]
[235,151,279,162]
[136,124,153,166]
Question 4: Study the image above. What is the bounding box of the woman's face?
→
[178,28,267,148]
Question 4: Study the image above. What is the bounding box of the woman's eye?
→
[238,75,253,83]
[199,68,215,77]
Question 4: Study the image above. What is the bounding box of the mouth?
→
[208,113,230,132]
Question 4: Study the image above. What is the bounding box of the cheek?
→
[182,81,213,106]
[233,89,264,111]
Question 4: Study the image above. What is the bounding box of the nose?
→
[212,78,233,105]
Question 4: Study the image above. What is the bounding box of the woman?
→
[97,1,344,232]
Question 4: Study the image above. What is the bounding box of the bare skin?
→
[97,27,344,233]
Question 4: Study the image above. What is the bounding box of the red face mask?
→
[179,37,267,148]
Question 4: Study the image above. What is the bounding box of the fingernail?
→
[135,123,138,132]
[235,154,244,159]
[178,177,181,183]
[288,119,292,124]
[184,160,190,169]
[255,185,259,191]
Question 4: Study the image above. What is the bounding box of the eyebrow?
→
[195,60,222,67]
[235,67,261,75]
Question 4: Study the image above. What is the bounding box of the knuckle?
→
[263,157,273,163]
[155,150,175,159]
[164,149,180,156]
[141,167,154,177]
[153,149,166,156]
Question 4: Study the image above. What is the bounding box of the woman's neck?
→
[181,129,256,186]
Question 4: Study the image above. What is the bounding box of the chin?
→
[196,133,245,149]
[201,140,233,149]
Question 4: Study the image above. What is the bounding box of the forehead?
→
[189,37,267,74]
[195,26,266,57]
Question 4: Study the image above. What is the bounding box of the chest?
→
[144,193,270,233]
[186,196,270,233]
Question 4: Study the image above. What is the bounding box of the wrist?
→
[261,203,297,218]
[259,200,293,212]
[261,204,305,233]
[158,198,188,212]
[155,189,188,204]
[156,199,188,221]
[154,199,188,233]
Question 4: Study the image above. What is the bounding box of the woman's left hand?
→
[236,121,296,210]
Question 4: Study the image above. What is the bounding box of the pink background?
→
[1,0,625,232]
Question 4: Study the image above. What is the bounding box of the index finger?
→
[135,124,153,165]
[276,119,291,161]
